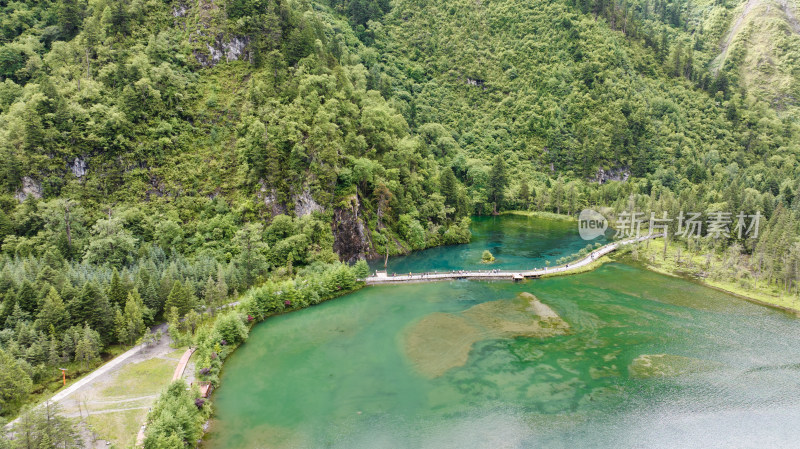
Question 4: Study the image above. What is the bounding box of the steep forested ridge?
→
[0,0,799,425]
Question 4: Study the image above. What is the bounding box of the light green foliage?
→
[74,323,101,369]
[143,380,208,449]
[0,0,799,431]
[213,312,249,346]
[2,401,80,448]
[114,290,147,346]
[84,217,137,268]
[34,287,69,334]
[353,259,370,279]
[0,348,32,414]
[243,262,361,320]
[164,280,197,318]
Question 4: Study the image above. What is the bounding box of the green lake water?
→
[367,214,607,274]
[205,218,800,449]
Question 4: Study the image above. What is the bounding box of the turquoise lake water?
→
[205,217,800,449]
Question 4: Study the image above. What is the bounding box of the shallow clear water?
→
[368,214,607,274]
[205,218,800,449]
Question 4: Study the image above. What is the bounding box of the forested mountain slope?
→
[710,0,800,111]
[366,0,799,194]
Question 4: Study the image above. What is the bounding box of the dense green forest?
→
[0,0,799,437]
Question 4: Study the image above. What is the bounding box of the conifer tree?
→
[0,347,33,413]
[487,155,508,214]
[16,280,38,315]
[35,287,70,334]
[74,324,100,369]
[107,268,128,309]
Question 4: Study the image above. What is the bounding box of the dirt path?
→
[134,346,197,446]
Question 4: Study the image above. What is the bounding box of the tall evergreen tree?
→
[114,290,146,345]
[487,155,508,214]
[107,268,128,309]
[164,280,197,317]
[35,287,70,334]
[70,282,114,342]
[16,280,38,315]
[0,348,33,413]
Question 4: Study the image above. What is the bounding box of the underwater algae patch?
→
[628,354,720,378]
[404,292,570,378]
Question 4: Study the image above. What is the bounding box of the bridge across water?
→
[365,234,662,284]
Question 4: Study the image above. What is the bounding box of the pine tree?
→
[233,223,269,287]
[0,295,17,328]
[518,180,531,209]
[57,0,85,38]
[114,291,146,345]
[203,276,217,309]
[107,268,128,309]
[487,155,508,214]
[70,282,113,343]
[0,208,13,247]
[354,259,370,279]
[216,265,229,300]
[4,302,30,329]
[137,271,161,314]
[35,287,70,334]
[440,167,460,219]
[47,335,61,365]
[74,324,100,369]
[16,280,38,315]
[164,280,197,317]
[0,347,32,411]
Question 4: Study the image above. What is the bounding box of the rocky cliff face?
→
[595,167,630,184]
[15,176,42,202]
[194,35,251,68]
[294,190,323,217]
[257,182,288,217]
[332,199,375,263]
[70,157,87,178]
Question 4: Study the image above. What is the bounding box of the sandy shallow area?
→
[403,292,570,377]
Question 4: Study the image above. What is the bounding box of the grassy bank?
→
[631,238,800,314]
[501,210,576,221]
[538,255,615,279]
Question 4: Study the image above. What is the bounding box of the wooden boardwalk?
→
[365,234,661,285]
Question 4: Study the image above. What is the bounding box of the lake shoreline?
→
[199,214,798,447]
[633,257,800,316]
[621,238,800,316]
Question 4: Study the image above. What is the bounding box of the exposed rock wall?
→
[70,157,87,178]
[257,182,288,217]
[332,199,374,263]
[15,176,42,202]
[194,35,251,68]
[294,191,323,217]
[595,167,630,184]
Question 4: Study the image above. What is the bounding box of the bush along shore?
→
[141,261,367,448]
